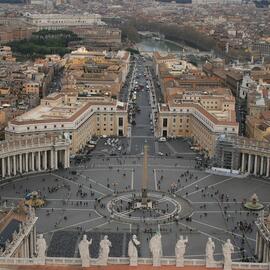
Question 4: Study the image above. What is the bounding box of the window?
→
[118,117,123,127]
[163,118,168,127]
[27,127,30,130]
[44,126,47,129]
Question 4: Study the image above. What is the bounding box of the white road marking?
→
[194,210,249,214]
[38,208,97,212]
[192,219,255,242]
[175,174,211,193]
[43,216,103,234]
[0,172,51,187]
[79,174,114,192]
[192,201,270,204]
[86,221,110,232]
[51,173,105,196]
[188,177,235,196]
[2,197,96,202]
[176,221,240,249]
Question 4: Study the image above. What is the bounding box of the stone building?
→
[157,87,238,157]
[5,93,128,154]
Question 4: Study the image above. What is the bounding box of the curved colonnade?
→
[0,136,70,180]
[216,135,270,178]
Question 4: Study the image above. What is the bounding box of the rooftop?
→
[9,94,125,126]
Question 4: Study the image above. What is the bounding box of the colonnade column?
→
[13,155,16,175]
[263,243,269,262]
[19,154,22,173]
[25,153,28,173]
[260,156,264,176]
[255,231,260,256]
[241,153,245,172]
[1,158,5,178]
[31,152,35,171]
[248,154,251,173]
[54,150,58,170]
[7,156,10,176]
[254,155,258,175]
[64,148,70,168]
[50,150,54,170]
[37,151,41,171]
[44,151,47,170]
[267,157,270,178]
[258,234,262,261]
[29,230,34,257]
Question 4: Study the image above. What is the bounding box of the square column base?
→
[224,263,232,270]
[206,261,216,268]
[130,258,138,266]
[81,260,90,267]
[176,258,184,267]
[153,258,161,267]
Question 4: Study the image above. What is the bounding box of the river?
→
[136,38,184,53]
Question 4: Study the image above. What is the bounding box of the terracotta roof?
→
[10,100,126,126]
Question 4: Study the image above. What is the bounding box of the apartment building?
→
[24,13,104,30]
[5,93,128,154]
[157,87,239,157]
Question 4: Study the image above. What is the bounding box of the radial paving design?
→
[0,154,269,261]
[95,190,193,225]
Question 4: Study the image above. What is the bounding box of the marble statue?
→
[36,234,47,265]
[222,239,234,270]
[206,237,215,267]
[149,232,162,266]
[79,234,92,267]
[128,234,140,266]
[175,235,188,267]
[97,235,112,265]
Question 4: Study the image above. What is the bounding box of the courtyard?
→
[0,147,269,262]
